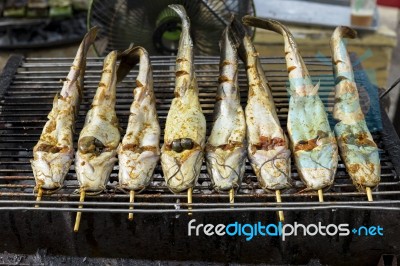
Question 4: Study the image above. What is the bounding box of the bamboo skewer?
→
[229,188,234,205]
[275,190,285,223]
[318,189,324,202]
[366,187,373,201]
[35,186,43,208]
[128,190,135,221]
[188,187,193,215]
[74,190,85,233]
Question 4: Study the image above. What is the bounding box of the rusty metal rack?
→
[1,55,400,214]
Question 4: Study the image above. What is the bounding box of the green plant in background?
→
[354,0,365,11]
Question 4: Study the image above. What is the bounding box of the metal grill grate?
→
[0,55,400,214]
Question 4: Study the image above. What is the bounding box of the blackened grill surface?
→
[0,55,399,214]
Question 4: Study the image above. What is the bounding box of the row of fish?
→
[31,5,381,199]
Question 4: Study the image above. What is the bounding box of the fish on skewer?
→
[230,17,290,220]
[161,4,206,210]
[74,50,119,232]
[117,46,160,193]
[31,27,98,193]
[205,23,246,199]
[230,18,291,192]
[330,26,380,196]
[75,50,120,193]
[242,17,338,199]
[74,49,149,230]
[116,46,160,218]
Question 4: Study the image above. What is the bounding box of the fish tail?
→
[242,16,286,36]
[168,4,189,29]
[334,26,357,39]
[243,16,313,96]
[60,26,98,105]
[169,4,192,60]
[65,27,98,90]
[218,21,240,100]
[117,46,153,102]
[169,4,195,96]
[331,26,357,84]
[92,51,118,106]
[73,26,98,71]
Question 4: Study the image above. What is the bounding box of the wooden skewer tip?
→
[188,188,193,216]
[318,189,324,203]
[366,187,373,202]
[74,190,85,233]
[35,186,43,208]
[229,188,234,204]
[275,190,285,223]
[128,190,135,221]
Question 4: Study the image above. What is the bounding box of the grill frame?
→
[0,54,400,215]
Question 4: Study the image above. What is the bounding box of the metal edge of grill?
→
[1,54,400,214]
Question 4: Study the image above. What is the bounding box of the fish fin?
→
[286,84,296,97]
[116,47,141,83]
[311,80,321,95]
[52,93,59,107]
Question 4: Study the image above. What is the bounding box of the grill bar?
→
[0,55,399,214]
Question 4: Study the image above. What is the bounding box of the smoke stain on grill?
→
[8,212,22,249]
[84,214,101,257]
[110,212,122,229]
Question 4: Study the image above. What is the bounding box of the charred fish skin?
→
[242,17,338,191]
[330,26,380,190]
[205,24,247,192]
[31,27,98,191]
[161,4,206,193]
[117,46,161,192]
[75,51,120,193]
[230,17,291,191]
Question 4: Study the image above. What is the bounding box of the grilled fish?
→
[117,46,160,192]
[330,26,380,190]
[75,50,120,192]
[230,18,291,191]
[161,4,206,193]
[205,24,246,192]
[31,27,98,191]
[243,17,338,191]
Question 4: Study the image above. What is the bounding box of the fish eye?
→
[317,130,328,138]
[171,139,183,153]
[79,136,95,153]
[94,138,105,148]
[181,138,194,149]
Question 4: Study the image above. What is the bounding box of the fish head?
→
[161,143,203,193]
[340,143,380,189]
[118,148,160,191]
[206,146,247,192]
[294,142,338,190]
[75,150,117,192]
[31,148,73,190]
[335,122,380,189]
[249,146,291,190]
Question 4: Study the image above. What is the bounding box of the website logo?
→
[188,219,383,241]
